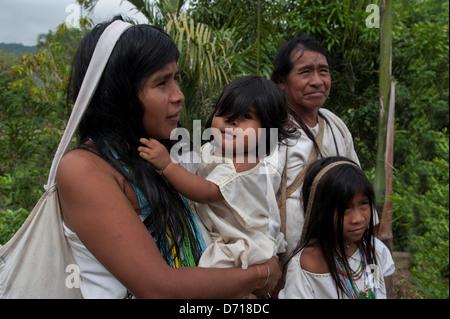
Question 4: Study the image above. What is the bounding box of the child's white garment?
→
[196,142,285,269]
[279,238,395,299]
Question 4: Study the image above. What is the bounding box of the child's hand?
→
[138,138,171,171]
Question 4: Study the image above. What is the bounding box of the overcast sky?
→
[0,0,148,46]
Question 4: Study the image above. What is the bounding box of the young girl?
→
[139,75,297,271]
[278,156,395,299]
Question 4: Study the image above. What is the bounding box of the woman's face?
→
[279,50,331,114]
[139,61,184,139]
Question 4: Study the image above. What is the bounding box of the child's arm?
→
[138,138,224,204]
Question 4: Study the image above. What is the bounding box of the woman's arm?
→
[57,149,278,298]
[138,138,223,203]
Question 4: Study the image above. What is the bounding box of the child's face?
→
[211,106,263,156]
[340,191,371,245]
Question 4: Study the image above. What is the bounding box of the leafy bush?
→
[391,131,449,298]
[0,25,83,244]
[0,208,29,245]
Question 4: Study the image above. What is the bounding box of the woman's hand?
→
[251,255,281,298]
[138,138,171,171]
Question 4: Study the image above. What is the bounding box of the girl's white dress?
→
[279,238,395,299]
[195,142,285,269]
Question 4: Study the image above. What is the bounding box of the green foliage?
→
[0,24,84,244]
[126,0,188,28]
[0,90,55,210]
[166,13,235,131]
[388,0,449,298]
[189,0,284,78]
[391,131,449,298]
[0,208,29,245]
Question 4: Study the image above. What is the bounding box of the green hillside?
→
[0,42,37,55]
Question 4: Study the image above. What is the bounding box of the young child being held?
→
[279,156,395,299]
[138,75,297,271]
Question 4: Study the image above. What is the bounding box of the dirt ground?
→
[392,251,421,299]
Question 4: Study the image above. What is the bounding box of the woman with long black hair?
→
[57,16,280,299]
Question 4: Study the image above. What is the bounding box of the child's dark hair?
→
[285,156,377,298]
[205,75,298,155]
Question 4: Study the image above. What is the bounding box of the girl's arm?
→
[57,150,279,299]
[138,138,223,203]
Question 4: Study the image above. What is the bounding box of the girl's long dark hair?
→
[283,156,377,298]
[205,75,299,155]
[68,16,203,266]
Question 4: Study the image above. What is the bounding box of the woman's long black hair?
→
[284,156,377,298]
[68,16,203,266]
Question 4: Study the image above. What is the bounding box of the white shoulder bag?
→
[0,20,132,299]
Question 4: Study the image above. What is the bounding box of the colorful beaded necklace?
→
[334,242,377,299]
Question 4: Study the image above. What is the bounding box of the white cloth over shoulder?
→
[279,238,395,299]
[196,142,285,269]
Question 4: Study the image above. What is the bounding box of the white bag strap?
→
[44,20,132,190]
